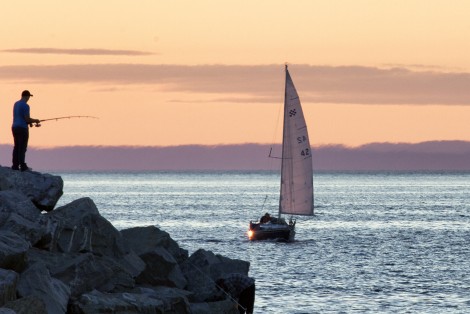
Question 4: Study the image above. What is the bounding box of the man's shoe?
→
[20,164,32,172]
[11,165,19,170]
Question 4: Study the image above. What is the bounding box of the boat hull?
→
[248,222,295,241]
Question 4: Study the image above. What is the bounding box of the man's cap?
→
[21,90,33,97]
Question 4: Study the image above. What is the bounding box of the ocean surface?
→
[52,171,470,313]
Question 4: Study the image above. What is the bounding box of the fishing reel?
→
[29,122,41,128]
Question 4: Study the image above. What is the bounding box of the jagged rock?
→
[69,289,168,314]
[0,191,44,245]
[215,254,250,275]
[3,296,47,314]
[190,299,239,314]
[132,286,192,313]
[180,249,250,302]
[17,263,70,314]
[26,249,135,298]
[122,226,187,288]
[0,269,18,307]
[0,171,253,313]
[121,226,189,263]
[41,197,145,277]
[135,247,187,288]
[0,190,40,222]
[0,167,63,211]
[0,231,29,272]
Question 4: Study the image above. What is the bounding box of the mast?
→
[278,65,289,219]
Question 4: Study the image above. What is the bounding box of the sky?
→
[1,1,470,149]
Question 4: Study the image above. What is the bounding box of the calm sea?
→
[52,171,470,313]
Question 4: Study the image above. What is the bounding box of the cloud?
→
[0,64,469,105]
[2,48,154,56]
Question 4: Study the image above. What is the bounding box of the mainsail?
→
[279,66,314,216]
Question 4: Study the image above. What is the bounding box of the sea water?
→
[53,171,470,313]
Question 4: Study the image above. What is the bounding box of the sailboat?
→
[248,65,314,241]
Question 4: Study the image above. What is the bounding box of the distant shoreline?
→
[2,141,470,172]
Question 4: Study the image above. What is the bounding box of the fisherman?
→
[11,90,40,171]
[216,273,255,314]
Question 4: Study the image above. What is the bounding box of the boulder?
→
[122,226,187,288]
[0,167,63,211]
[180,249,250,302]
[0,191,44,245]
[69,290,167,314]
[41,197,145,277]
[0,190,41,222]
[135,247,187,288]
[3,296,47,314]
[133,286,192,313]
[121,226,188,263]
[0,231,30,272]
[190,299,239,314]
[26,249,135,298]
[17,262,70,314]
[0,269,18,307]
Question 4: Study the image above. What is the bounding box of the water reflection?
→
[54,172,470,313]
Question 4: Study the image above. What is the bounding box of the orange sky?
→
[1,1,470,148]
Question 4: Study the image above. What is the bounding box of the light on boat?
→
[247,230,254,240]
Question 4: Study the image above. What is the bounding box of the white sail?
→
[279,66,314,216]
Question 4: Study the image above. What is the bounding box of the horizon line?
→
[4,139,467,150]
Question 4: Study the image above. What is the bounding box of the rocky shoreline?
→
[0,167,248,313]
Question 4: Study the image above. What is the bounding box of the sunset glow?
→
[2,1,470,151]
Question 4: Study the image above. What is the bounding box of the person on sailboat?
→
[216,273,255,314]
[11,90,41,171]
[260,212,271,223]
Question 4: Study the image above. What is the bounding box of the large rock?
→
[135,247,187,288]
[26,249,135,298]
[0,269,18,307]
[17,263,70,314]
[0,191,44,245]
[0,167,63,211]
[180,249,250,302]
[121,226,188,263]
[41,197,145,277]
[190,299,239,314]
[0,190,40,222]
[122,226,188,288]
[3,296,47,314]
[69,290,168,314]
[0,231,30,272]
[132,286,192,313]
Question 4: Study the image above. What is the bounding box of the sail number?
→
[297,135,308,144]
[298,135,310,156]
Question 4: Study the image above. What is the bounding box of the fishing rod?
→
[30,115,99,127]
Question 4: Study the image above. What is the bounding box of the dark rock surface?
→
[0,167,247,313]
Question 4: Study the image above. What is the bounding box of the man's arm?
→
[25,115,40,124]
